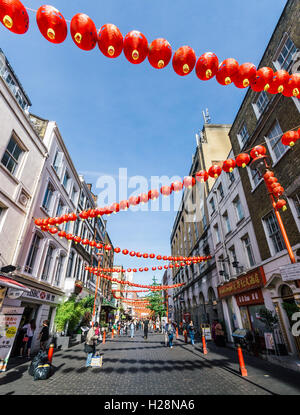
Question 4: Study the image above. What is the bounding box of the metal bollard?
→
[48,343,55,364]
[237,344,248,377]
[102,330,106,344]
[202,335,208,355]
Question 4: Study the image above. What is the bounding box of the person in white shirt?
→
[19,319,36,358]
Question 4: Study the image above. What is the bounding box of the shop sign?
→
[6,288,23,300]
[264,332,275,350]
[217,267,265,299]
[279,263,300,282]
[0,306,24,372]
[235,288,264,307]
[21,287,57,303]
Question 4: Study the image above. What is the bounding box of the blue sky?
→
[1,0,286,284]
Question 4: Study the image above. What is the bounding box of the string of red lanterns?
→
[33,127,299,229]
[112,289,153,293]
[1,0,299,99]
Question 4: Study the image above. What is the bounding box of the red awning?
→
[0,275,31,292]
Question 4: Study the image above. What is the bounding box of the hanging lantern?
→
[0,0,29,34]
[89,241,96,249]
[114,247,121,253]
[127,268,132,272]
[263,171,274,181]
[216,58,239,85]
[158,266,162,270]
[149,253,155,259]
[156,255,162,260]
[104,244,111,251]
[282,73,300,98]
[58,230,66,239]
[160,185,172,196]
[196,170,209,183]
[208,164,222,178]
[136,252,142,258]
[133,268,137,273]
[183,176,196,189]
[119,200,129,210]
[267,70,290,94]
[139,268,143,272]
[129,251,136,257]
[74,236,81,244]
[172,46,196,76]
[122,249,129,255]
[171,181,183,192]
[195,52,219,81]
[36,5,67,44]
[152,267,156,271]
[148,189,159,200]
[69,212,77,221]
[232,62,257,88]
[250,145,266,159]
[222,159,236,173]
[111,202,120,213]
[143,253,149,259]
[250,67,274,92]
[81,238,89,245]
[273,186,284,197]
[128,196,140,206]
[79,211,88,220]
[70,13,97,51]
[139,193,149,204]
[144,267,149,272]
[281,130,299,147]
[275,199,287,211]
[49,227,58,234]
[97,23,123,58]
[123,30,148,64]
[34,218,43,227]
[148,38,172,69]
[235,153,251,168]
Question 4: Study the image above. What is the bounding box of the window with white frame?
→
[228,245,238,275]
[241,234,255,267]
[214,224,221,244]
[233,196,244,222]
[249,167,262,188]
[54,255,65,286]
[274,35,297,71]
[222,211,231,234]
[263,212,285,254]
[266,120,287,162]
[42,182,55,213]
[228,171,235,186]
[253,91,269,119]
[71,185,78,204]
[209,197,215,215]
[237,123,250,148]
[62,170,71,192]
[1,135,24,175]
[217,183,224,201]
[41,245,55,281]
[25,233,42,274]
[55,199,65,217]
[52,150,63,177]
[66,251,75,278]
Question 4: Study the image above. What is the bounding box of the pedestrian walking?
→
[215,320,226,347]
[19,319,36,358]
[38,320,49,351]
[188,320,195,346]
[130,321,135,338]
[166,321,175,348]
[84,322,99,367]
[144,319,149,340]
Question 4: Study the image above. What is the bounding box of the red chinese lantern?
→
[79,211,89,220]
[69,213,77,221]
[158,266,162,270]
[196,170,209,183]
[144,267,149,272]
[172,46,196,76]
[0,0,29,34]
[250,145,266,159]
[281,73,300,98]
[89,241,96,249]
[81,238,89,245]
[236,153,251,168]
[273,186,284,197]
[152,267,156,271]
[250,67,274,92]
[171,181,183,192]
[97,23,123,58]
[36,5,67,44]
[70,13,97,51]
[160,185,172,196]
[143,253,149,259]
[148,38,172,69]
[136,252,142,258]
[208,164,222,179]
[149,253,155,259]
[133,269,137,273]
[74,236,81,244]
[267,70,290,94]
[232,62,256,89]
[58,230,66,239]
[66,233,74,241]
[148,189,159,200]
[183,176,196,189]
[222,159,236,173]
[122,249,129,255]
[216,58,239,85]
[195,52,219,81]
[49,227,58,235]
[114,247,121,253]
[263,171,274,181]
[139,268,143,272]
[111,203,120,213]
[281,130,298,147]
[156,255,162,260]
[275,199,287,211]
[127,268,132,272]
[129,196,140,206]
[119,200,129,210]
[139,193,149,204]
[34,218,43,227]
[129,251,135,257]
[123,30,148,64]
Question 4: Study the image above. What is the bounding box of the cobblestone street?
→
[1,331,300,396]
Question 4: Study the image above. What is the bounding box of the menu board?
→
[0,307,24,372]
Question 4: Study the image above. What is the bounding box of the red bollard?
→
[111,328,114,339]
[184,330,188,343]
[102,330,106,344]
[176,328,179,339]
[237,344,248,377]
[202,335,208,355]
[48,343,54,364]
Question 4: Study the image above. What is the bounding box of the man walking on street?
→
[130,321,135,338]
[144,319,149,340]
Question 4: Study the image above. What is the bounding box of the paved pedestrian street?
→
[1,331,300,396]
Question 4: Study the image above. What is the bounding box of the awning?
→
[0,275,31,292]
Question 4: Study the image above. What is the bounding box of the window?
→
[53,150,63,176]
[214,224,221,244]
[228,171,235,186]
[249,167,262,188]
[209,197,215,215]
[79,191,85,208]
[56,199,64,217]
[218,255,229,280]
[233,196,244,222]
[266,120,287,162]
[291,191,300,218]
[254,91,269,118]
[54,255,65,286]
[275,35,297,70]
[63,170,71,191]
[25,233,42,273]
[42,182,55,212]
[237,123,250,148]
[1,136,23,175]
[263,212,285,254]
[201,205,207,229]
[71,186,77,204]
[217,183,224,200]
[229,245,238,275]
[222,211,231,234]
[242,235,255,267]
[41,245,54,281]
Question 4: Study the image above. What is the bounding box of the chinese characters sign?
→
[235,288,264,306]
[21,288,57,303]
[217,267,266,299]
[0,307,24,372]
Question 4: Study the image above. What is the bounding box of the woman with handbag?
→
[19,319,36,358]
[84,322,99,367]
